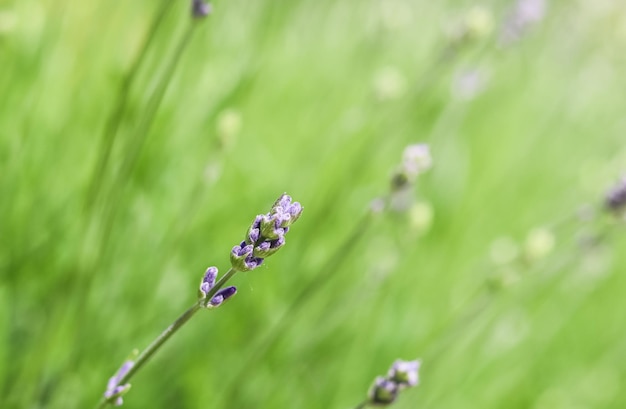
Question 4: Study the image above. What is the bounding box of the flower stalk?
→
[96,194,302,408]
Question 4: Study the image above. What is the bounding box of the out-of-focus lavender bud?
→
[104,361,134,406]
[391,144,432,191]
[230,242,264,271]
[253,236,286,258]
[368,376,399,406]
[191,0,212,19]
[199,266,218,298]
[208,286,237,307]
[387,360,420,389]
[606,177,626,214]
[499,0,546,46]
[403,144,432,175]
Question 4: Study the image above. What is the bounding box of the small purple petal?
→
[247,228,260,244]
[252,215,263,229]
[232,242,253,257]
[245,256,264,270]
[231,242,260,271]
[272,193,292,211]
[288,202,302,216]
[202,267,218,288]
[210,286,237,306]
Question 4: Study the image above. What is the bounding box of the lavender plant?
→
[96,193,303,408]
[353,359,421,408]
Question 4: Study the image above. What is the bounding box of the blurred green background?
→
[2,0,626,408]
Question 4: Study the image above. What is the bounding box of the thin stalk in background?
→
[419,211,619,407]
[85,0,174,213]
[69,12,203,378]
[95,22,198,262]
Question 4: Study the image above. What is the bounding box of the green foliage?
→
[1,0,626,408]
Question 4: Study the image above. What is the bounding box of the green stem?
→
[353,401,369,409]
[96,267,239,408]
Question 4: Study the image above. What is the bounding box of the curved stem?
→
[96,267,239,408]
[95,303,201,409]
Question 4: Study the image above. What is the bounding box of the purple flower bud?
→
[199,266,218,298]
[271,194,303,227]
[387,360,420,389]
[259,214,284,240]
[253,236,285,258]
[247,227,260,245]
[191,0,212,19]
[230,242,264,271]
[231,242,253,258]
[272,193,293,212]
[368,376,399,406]
[391,144,431,192]
[285,201,303,224]
[209,286,237,307]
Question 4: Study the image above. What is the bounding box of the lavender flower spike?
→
[198,266,237,308]
[387,359,420,389]
[104,360,134,406]
[231,193,303,271]
[362,358,421,407]
[230,242,264,272]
